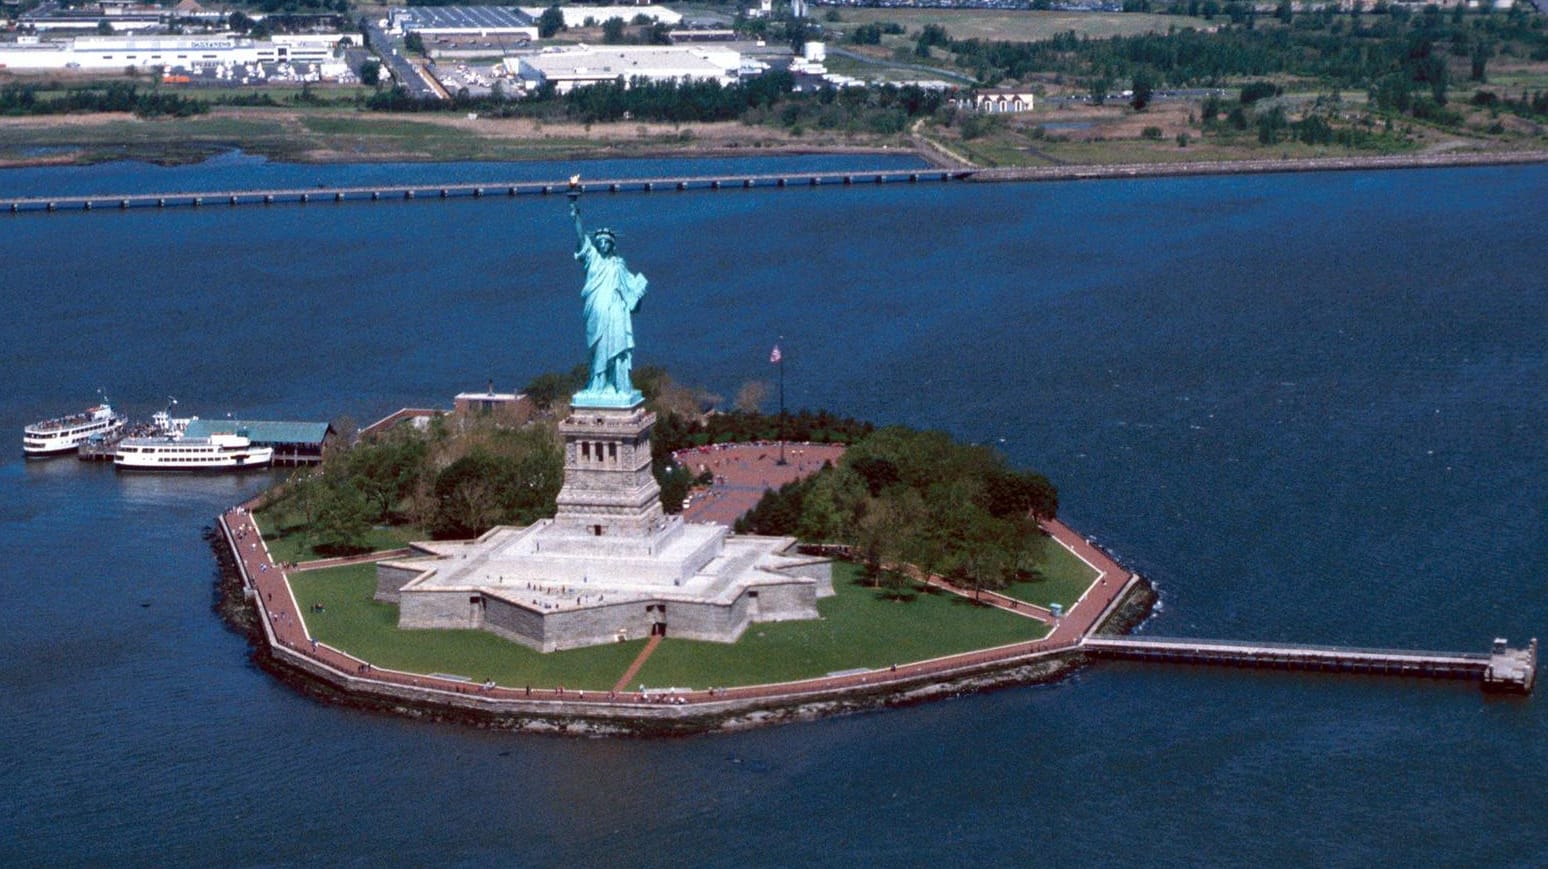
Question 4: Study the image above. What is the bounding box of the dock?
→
[1082,635,1537,693]
[0,169,970,216]
[77,436,122,462]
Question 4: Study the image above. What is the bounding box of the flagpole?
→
[772,340,787,466]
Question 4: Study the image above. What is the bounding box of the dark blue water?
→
[1,157,1544,866]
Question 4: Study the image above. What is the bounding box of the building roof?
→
[184,419,331,445]
[520,45,739,83]
[393,5,536,34]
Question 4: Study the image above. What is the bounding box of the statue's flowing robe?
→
[577,235,648,390]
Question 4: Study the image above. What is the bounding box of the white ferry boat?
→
[24,400,127,457]
[114,432,274,472]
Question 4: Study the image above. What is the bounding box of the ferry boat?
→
[24,400,127,457]
[114,432,274,472]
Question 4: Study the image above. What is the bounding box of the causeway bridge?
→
[0,168,970,215]
[1083,635,1537,694]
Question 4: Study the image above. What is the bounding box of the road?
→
[361,17,443,100]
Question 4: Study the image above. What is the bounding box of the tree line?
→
[914,3,1547,125]
[0,82,207,118]
[736,426,1059,599]
[262,367,878,553]
[364,71,949,135]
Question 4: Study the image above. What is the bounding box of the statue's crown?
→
[593,227,617,241]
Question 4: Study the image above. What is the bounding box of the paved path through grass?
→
[614,634,662,694]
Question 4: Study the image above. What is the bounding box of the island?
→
[209,192,1531,736]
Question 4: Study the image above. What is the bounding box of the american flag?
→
[769,344,782,364]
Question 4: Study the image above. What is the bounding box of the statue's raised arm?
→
[570,200,586,247]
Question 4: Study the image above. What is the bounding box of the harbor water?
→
[1,154,1545,866]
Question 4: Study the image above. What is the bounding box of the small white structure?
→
[960,88,1036,114]
[512,44,740,93]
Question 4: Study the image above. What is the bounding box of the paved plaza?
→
[675,441,848,526]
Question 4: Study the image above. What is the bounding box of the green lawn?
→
[289,563,643,689]
[999,534,1101,610]
[636,563,1048,689]
[253,505,424,565]
[286,560,1053,692]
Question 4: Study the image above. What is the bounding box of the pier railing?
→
[1083,635,1536,693]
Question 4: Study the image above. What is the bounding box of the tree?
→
[538,6,566,39]
[430,453,507,538]
[850,23,882,45]
[1089,75,1113,106]
[602,16,626,44]
[734,380,769,413]
[850,455,901,496]
[524,368,585,414]
[982,470,1058,521]
[1240,81,1279,105]
[657,462,693,515]
[346,433,427,522]
[360,59,381,88]
[1130,68,1155,110]
[310,482,372,555]
[1422,55,1449,104]
[1471,41,1492,83]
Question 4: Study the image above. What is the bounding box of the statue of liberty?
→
[570,196,648,404]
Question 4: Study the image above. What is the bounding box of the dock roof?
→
[184,419,330,445]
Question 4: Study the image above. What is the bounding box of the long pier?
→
[1083,635,1537,693]
[0,169,970,215]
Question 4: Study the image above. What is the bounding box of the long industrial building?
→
[0,33,346,71]
[511,45,741,94]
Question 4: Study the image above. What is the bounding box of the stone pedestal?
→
[552,400,663,539]
[383,394,833,651]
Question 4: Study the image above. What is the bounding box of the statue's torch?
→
[567,174,582,203]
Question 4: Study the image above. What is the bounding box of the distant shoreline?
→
[3,123,1544,179]
[963,148,1548,182]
